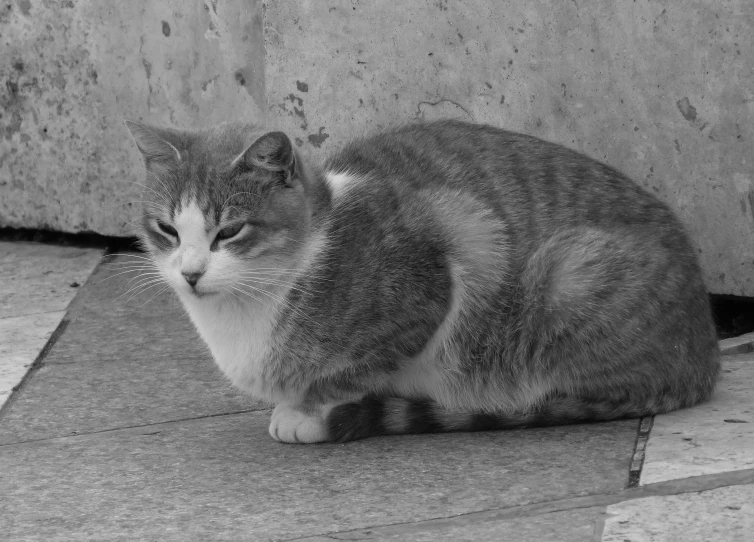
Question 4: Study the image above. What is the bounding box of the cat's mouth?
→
[191,289,218,299]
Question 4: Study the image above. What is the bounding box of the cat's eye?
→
[215,223,244,241]
[157,221,178,238]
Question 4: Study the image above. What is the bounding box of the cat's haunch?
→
[126,119,720,444]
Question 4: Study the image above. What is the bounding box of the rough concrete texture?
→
[641,353,754,485]
[0,0,264,234]
[0,241,103,318]
[602,483,754,542]
[265,0,754,296]
[1,1,752,295]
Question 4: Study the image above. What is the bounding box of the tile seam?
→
[283,468,754,541]
[0,407,270,447]
[0,246,106,415]
[0,318,70,419]
[0,309,75,321]
[627,416,654,488]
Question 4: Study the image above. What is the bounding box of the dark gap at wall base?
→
[0,227,139,253]
[710,295,754,340]
[2,227,753,340]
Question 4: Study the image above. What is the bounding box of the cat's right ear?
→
[234,131,297,186]
[124,120,182,165]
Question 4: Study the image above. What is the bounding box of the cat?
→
[125,118,720,444]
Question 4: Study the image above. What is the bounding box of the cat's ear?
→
[234,131,297,186]
[124,120,182,165]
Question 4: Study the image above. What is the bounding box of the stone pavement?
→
[1,242,752,541]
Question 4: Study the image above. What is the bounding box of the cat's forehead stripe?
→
[175,201,209,242]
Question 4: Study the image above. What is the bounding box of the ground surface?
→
[1,241,753,541]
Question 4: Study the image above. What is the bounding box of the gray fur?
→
[127,119,720,443]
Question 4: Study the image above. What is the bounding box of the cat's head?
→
[125,121,324,302]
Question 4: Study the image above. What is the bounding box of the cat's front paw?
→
[269,403,328,444]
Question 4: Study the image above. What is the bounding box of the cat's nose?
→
[182,271,204,287]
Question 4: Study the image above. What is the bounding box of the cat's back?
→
[324,120,684,246]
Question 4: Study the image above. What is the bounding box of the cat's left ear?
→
[235,131,297,186]
[124,120,182,165]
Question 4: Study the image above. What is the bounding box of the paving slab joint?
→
[627,416,653,488]
[0,318,69,419]
[285,469,754,542]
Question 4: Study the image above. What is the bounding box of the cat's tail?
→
[325,395,665,443]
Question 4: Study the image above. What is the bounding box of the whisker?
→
[237,278,324,296]
[100,262,152,270]
[101,264,158,272]
[126,272,164,286]
[236,271,334,284]
[222,285,246,305]
[237,283,317,325]
[123,283,166,305]
[140,285,171,307]
[100,260,160,273]
[107,253,156,261]
[102,259,158,268]
[118,278,166,304]
[229,284,273,311]
[236,268,333,280]
[120,276,164,294]
[95,269,161,284]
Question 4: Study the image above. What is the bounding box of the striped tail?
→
[325,395,661,443]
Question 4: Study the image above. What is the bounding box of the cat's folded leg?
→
[268,402,335,444]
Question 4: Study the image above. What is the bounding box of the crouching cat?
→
[125,119,720,443]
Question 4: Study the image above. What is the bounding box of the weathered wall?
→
[1,0,753,295]
[266,0,754,296]
[0,0,264,233]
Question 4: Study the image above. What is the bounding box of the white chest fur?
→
[181,294,278,398]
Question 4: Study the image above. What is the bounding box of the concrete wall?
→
[1,1,753,295]
[1,0,264,233]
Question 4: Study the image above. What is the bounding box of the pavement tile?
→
[601,483,754,542]
[0,241,103,319]
[0,251,262,443]
[641,353,754,485]
[0,241,103,411]
[48,303,207,363]
[0,349,262,444]
[0,412,637,542]
[64,253,187,320]
[50,254,214,363]
[0,311,66,407]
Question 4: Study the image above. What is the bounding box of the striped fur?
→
[126,119,721,444]
[327,395,658,443]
